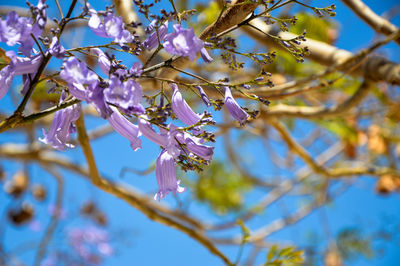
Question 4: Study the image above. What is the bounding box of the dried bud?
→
[8,202,34,226]
[95,212,108,226]
[31,184,47,202]
[375,175,400,194]
[0,165,5,182]
[4,171,29,198]
[81,201,97,215]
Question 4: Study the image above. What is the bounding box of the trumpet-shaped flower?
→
[104,76,143,111]
[171,83,201,126]
[154,150,185,201]
[107,107,141,151]
[163,24,204,60]
[224,86,249,125]
[39,94,81,150]
[88,7,133,46]
[143,21,168,51]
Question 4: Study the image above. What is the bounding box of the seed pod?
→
[32,184,47,202]
[8,203,34,226]
[81,201,97,215]
[4,171,29,198]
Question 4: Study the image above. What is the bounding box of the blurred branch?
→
[0,134,231,264]
[260,79,373,118]
[342,0,400,45]
[243,19,400,84]
[33,165,64,266]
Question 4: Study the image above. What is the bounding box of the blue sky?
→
[0,0,399,265]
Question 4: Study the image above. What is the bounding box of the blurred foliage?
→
[336,228,374,261]
[190,160,252,215]
[265,245,304,265]
[290,12,336,43]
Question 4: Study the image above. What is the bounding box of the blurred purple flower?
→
[47,204,67,219]
[224,86,249,125]
[171,83,202,126]
[154,150,185,201]
[68,226,113,262]
[200,47,213,63]
[49,36,65,59]
[28,220,42,232]
[143,21,168,51]
[163,24,204,60]
[107,107,141,151]
[0,66,14,100]
[194,85,211,107]
[39,94,81,151]
[88,6,133,46]
[0,11,33,46]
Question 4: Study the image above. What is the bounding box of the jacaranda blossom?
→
[88,6,133,46]
[49,36,65,59]
[200,47,213,63]
[171,83,202,126]
[104,75,143,111]
[90,48,111,75]
[60,57,98,100]
[0,51,43,100]
[154,150,185,201]
[195,85,211,107]
[0,11,32,47]
[139,118,213,200]
[20,0,47,56]
[224,86,249,125]
[107,107,141,151]
[39,94,81,151]
[143,20,168,51]
[86,82,113,119]
[163,24,204,60]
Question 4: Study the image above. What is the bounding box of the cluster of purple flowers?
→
[0,1,252,200]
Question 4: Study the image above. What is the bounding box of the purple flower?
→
[195,85,211,107]
[60,57,97,85]
[68,226,113,261]
[200,47,213,63]
[107,107,141,151]
[90,48,111,75]
[0,51,43,100]
[88,7,133,46]
[176,132,214,161]
[20,0,47,56]
[87,82,113,119]
[0,66,14,100]
[60,57,98,100]
[163,24,204,60]
[48,37,65,59]
[7,50,42,75]
[39,94,81,150]
[143,21,168,51]
[138,117,168,147]
[154,150,185,201]
[130,62,142,77]
[0,11,32,46]
[104,76,143,111]
[171,83,202,126]
[224,86,249,125]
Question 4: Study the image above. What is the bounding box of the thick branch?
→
[243,19,400,84]
[342,0,400,45]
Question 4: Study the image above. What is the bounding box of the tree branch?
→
[342,0,400,45]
